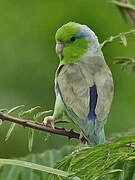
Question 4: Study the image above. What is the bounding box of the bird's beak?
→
[56,42,64,56]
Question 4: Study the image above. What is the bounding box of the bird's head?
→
[55,22,101,64]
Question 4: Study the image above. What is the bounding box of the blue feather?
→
[56,81,104,145]
[88,84,98,123]
[56,81,67,107]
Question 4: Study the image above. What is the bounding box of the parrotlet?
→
[43,22,114,145]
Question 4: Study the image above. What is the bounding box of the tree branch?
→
[0,112,87,144]
[109,0,135,25]
[109,0,135,11]
[101,1,135,48]
[100,29,135,48]
[121,0,135,25]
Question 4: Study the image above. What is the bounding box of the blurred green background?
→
[0,0,135,158]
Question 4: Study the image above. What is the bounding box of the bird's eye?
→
[70,37,76,42]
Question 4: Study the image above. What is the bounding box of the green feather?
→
[55,22,79,43]
[62,38,88,64]
[55,22,89,64]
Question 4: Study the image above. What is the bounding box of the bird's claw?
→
[79,133,83,141]
[43,116,55,129]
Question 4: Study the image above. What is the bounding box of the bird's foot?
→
[79,133,88,144]
[79,133,83,141]
[43,116,55,129]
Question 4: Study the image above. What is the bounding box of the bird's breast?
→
[56,63,91,119]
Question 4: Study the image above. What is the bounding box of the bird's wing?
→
[56,55,113,136]
[77,55,113,134]
[94,65,114,133]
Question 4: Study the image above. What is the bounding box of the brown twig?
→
[121,0,135,25]
[109,0,135,25]
[100,29,135,48]
[0,112,87,144]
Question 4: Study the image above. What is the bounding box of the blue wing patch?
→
[88,84,98,123]
[57,81,98,124]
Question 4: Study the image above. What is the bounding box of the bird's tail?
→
[88,120,105,145]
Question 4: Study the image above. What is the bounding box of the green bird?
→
[43,22,114,145]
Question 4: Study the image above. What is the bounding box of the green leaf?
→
[123,160,135,180]
[115,59,129,64]
[50,134,135,180]
[5,123,16,142]
[0,119,2,126]
[0,108,8,113]
[44,133,51,142]
[19,106,40,117]
[0,145,75,180]
[8,105,25,114]
[104,169,123,175]
[33,110,52,121]
[109,0,135,11]
[0,159,80,179]
[115,57,134,64]
[28,129,34,152]
[115,57,135,72]
[101,29,135,48]
[120,33,127,47]
[110,161,124,180]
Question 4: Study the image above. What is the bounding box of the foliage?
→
[49,134,135,180]
[0,134,135,179]
[109,0,135,12]
[0,1,135,179]
[0,146,75,180]
[115,57,135,71]
[0,106,53,152]
[100,29,135,48]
